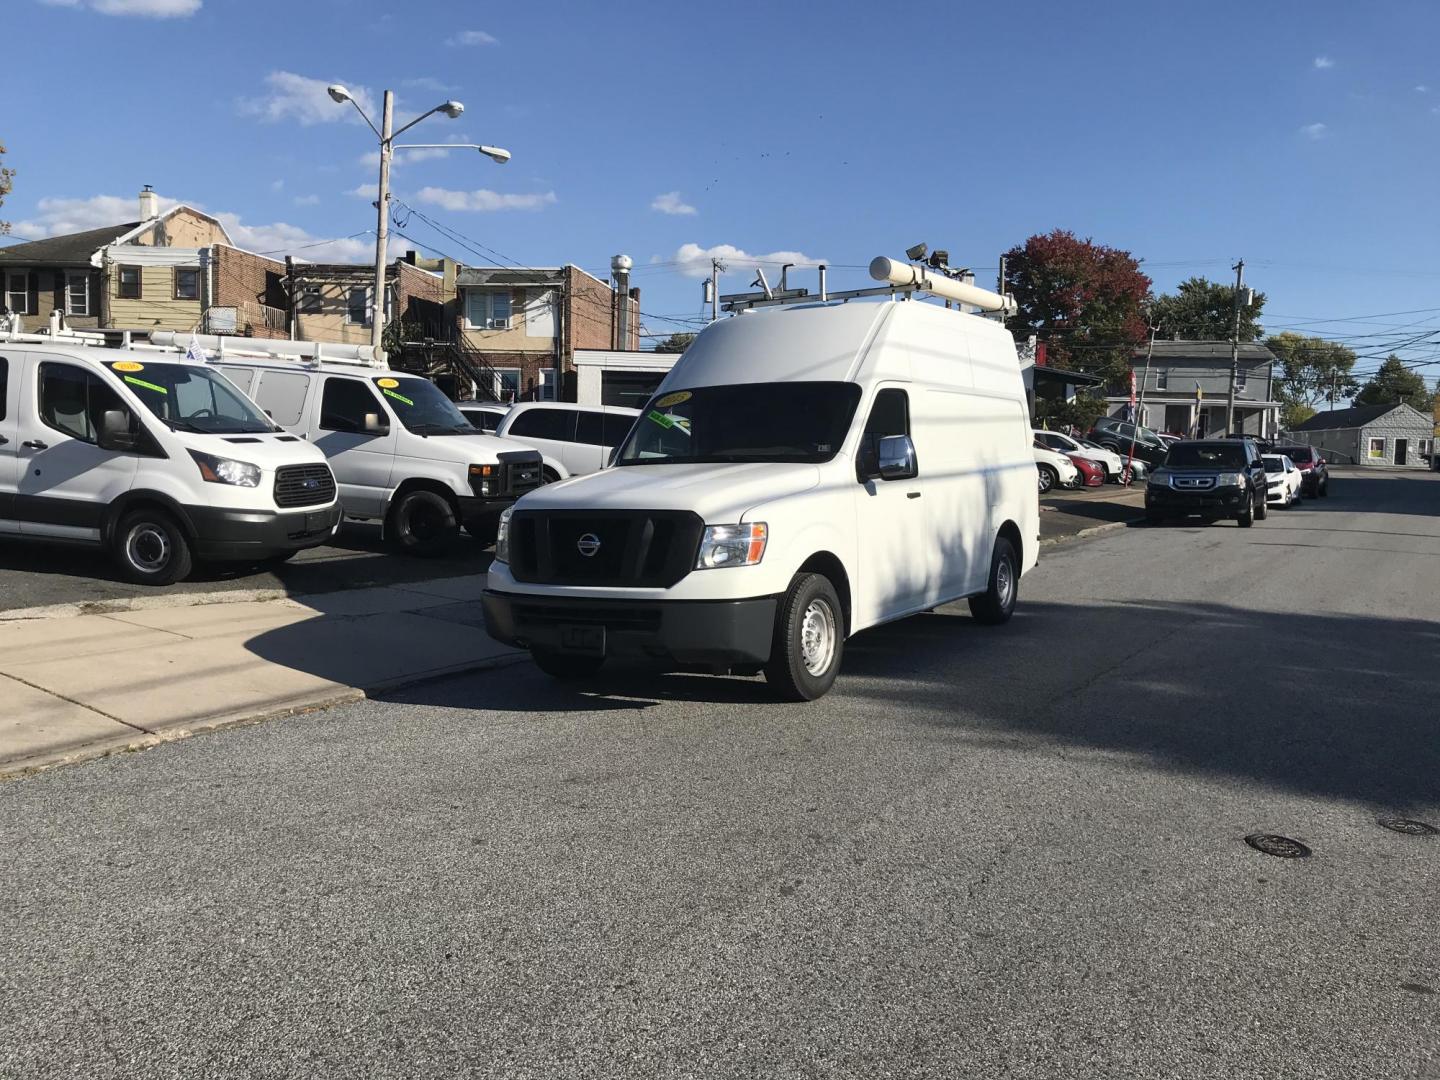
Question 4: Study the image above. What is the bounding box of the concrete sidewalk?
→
[1040,483,1147,544]
[0,575,519,778]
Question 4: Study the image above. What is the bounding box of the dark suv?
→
[1145,439,1269,527]
[1271,444,1329,497]
[1088,417,1169,467]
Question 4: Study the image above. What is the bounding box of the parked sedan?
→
[1034,429,1131,482]
[458,402,509,433]
[1071,455,1106,487]
[1262,454,1303,507]
[1271,444,1330,497]
[1034,442,1080,494]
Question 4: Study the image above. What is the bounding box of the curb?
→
[0,587,293,623]
[1040,515,1144,547]
[0,650,527,783]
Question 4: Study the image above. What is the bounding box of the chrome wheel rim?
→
[996,555,1015,609]
[126,524,169,573]
[799,598,837,677]
[1037,468,1052,493]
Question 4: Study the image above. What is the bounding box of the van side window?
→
[320,377,385,433]
[861,388,910,461]
[509,408,576,441]
[0,356,8,421]
[218,366,256,396]
[252,371,310,427]
[38,363,124,445]
[575,411,606,446]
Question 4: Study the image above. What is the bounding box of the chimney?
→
[611,254,633,349]
[139,184,159,221]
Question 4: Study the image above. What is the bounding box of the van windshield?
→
[617,382,862,466]
[372,376,476,435]
[107,361,276,434]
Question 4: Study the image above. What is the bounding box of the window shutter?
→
[28,272,40,316]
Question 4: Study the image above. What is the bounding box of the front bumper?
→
[186,503,342,560]
[1265,484,1292,504]
[457,495,516,530]
[482,589,778,666]
[1145,486,1249,514]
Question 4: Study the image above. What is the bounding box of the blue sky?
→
[4,0,1439,379]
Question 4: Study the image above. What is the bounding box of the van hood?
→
[516,461,823,521]
[168,429,328,469]
[399,432,540,465]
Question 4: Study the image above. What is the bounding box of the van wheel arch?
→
[996,520,1024,572]
[385,478,461,529]
[104,491,197,547]
[797,551,851,636]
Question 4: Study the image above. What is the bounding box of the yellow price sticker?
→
[377,377,400,388]
[655,390,691,408]
[112,361,144,372]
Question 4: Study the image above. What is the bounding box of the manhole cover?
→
[1378,817,1439,836]
[1245,833,1312,858]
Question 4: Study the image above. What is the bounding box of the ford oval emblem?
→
[576,533,602,557]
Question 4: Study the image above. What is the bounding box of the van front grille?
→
[508,510,703,587]
[274,463,336,508]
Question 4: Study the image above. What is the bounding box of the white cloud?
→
[403,77,458,93]
[359,137,473,170]
[1416,85,1430,93]
[293,194,320,207]
[238,71,377,127]
[448,29,497,46]
[1313,55,1334,69]
[11,193,179,235]
[651,191,697,216]
[40,0,201,16]
[415,186,557,211]
[269,179,284,192]
[1300,122,1329,139]
[668,242,826,279]
[345,184,377,199]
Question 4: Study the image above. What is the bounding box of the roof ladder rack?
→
[147,332,389,368]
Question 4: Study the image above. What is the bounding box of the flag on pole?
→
[185,333,207,362]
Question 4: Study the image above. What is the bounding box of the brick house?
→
[1287,403,1435,467]
[455,264,639,402]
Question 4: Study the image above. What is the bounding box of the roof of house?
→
[1134,339,1276,364]
[0,222,141,267]
[1290,402,1428,431]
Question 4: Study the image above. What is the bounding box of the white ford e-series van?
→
[481,293,1040,700]
[0,338,342,584]
[156,335,547,555]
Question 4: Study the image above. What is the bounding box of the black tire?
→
[969,536,1019,625]
[1254,490,1268,520]
[1318,479,1329,498]
[1236,493,1255,528]
[763,572,844,702]
[113,508,193,586]
[531,648,605,680]
[1036,464,1058,495]
[387,489,459,557]
[541,467,561,485]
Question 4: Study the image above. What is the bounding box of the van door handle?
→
[21,440,48,450]
[906,491,922,499]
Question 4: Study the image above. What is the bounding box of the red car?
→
[1071,456,1106,487]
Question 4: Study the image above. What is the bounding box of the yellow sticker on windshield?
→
[655,390,691,408]
[112,361,144,372]
[382,388,414,406]
[377,377,400,388]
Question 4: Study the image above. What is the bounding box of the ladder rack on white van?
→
[720,254,1018,317]
[147,332,389,369]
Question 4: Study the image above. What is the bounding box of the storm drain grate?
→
[1378,817,1439,836]
[1245,834,1312,858]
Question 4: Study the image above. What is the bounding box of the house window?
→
[66,273,90,316]
[174,267,201,301]
[5,272,29,314]
[492,367,521,402]
[300,286,322,313]
[1156,369,1168,391]
[118,266,142,300]
[1367,437,1386,460]
[1235,370,1248,392]
[539,367,558,401]
[465,290,513,330]
[346,287,371,326]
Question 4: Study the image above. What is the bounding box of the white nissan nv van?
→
[192,345,545,555]
[482,298,1040,700]
[0,340,341,584]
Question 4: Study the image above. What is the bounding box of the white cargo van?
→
[160,335,547,554]
[482,291,1039,700]
[0,338,341,584]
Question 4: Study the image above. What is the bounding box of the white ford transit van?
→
[0,339,341,584]
[178,337,545,555]
[482,297,1040,700]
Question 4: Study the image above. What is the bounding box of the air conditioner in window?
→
[488,317,510,330]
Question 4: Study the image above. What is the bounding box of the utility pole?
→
[1128,322,1158,483]
[370,90,395,349]
[1225,259,1245,435]
[710,258,724,322]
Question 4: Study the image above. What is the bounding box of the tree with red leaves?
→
[1002,230,1152,387]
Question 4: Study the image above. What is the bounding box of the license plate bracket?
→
[559,624,606,656]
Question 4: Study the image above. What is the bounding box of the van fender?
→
[103,489,199,546]
[771,520,857,636]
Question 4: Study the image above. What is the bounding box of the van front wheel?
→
[387,489,458,557]
[764,572,844,702]
[114,508,193,586]
[969,536,1019,625]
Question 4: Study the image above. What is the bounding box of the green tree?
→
[653,332,696,353]
[0,141,13,235]
[1150,276,1266,341]
[1002,229,1152,386]
[1265,331,1360,412]
[1354,355,1434,411]
[1034,392,1108,433]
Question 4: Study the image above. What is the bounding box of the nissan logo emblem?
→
[576,533,602,557]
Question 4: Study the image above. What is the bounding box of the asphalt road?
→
[2,470,1438,1079]
[0,523,493,612]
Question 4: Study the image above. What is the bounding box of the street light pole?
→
[1225,258,1245,435]
[372,90,394,349]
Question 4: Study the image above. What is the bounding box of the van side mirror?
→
[97,409,138,452]
[877,434,918,481]
[362,412,389,436]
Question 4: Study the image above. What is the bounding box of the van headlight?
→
[696,522,767,569]
[494,506,513,563]
[189,449,261,488]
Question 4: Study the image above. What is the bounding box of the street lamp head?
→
[440,100,465,119]
[327,84,352,104]
[479,145,511,164]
